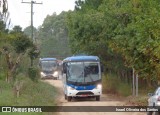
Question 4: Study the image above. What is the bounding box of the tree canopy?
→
[36,12,71,59]
[66,0,160,82]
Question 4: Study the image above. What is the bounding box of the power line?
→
[21,0,42,43]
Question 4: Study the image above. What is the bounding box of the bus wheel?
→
[96,96,100,101]
[64,94,67,100]
[67,96,72,102]
[153,112,159,115]
[147,111,152,115]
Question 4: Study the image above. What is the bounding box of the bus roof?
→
[39,58,57,61]
[63,56,100,62]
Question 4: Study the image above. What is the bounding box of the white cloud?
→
[7,0,76,29]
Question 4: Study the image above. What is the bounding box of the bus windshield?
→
[66,62,100,84]
[41,61,57,71]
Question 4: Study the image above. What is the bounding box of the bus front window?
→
[67,62,84,83]
[84,62,99,82]
[41,61,57,71]
[66,62,100,84]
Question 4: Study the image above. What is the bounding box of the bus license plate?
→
[80,94,88,97]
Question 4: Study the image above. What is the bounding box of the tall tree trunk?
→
[4,51,12,83]
[146,77,152,88]
[6,70,13,83]
[5,52,22,83]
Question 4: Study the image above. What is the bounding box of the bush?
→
[102,74,119,94]
[0,80,15,106]
[117,82,132,97]
[17,76,57,106]
[102,73,131,96]
[0,76,57,106]
[0,73,5,80]
[28,67,39,82]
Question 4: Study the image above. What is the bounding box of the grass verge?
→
[0,75,58,115]
[102,73,132,97]
[102,73,151,106]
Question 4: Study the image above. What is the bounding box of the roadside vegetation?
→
[29,0,159,105]
[0,2,58,115]
[64,0,160,105]
[102,73,155,105]
[0,75,57,106]
[0,74,57,115]
[1,0,160,109]
[102,73,132,97]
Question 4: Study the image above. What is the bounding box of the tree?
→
[66,0,160,86]
[28,45,40,67]
[23,26,37,41]
[36,11,71,59]
[104,0,160,84]
[0,0,8,21]
[66,0,129,77]
[0,25,33,83]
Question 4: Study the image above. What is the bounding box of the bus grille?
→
[76,91,94,95]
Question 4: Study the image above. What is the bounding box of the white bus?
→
[39,58,59,80]
[62,55,103,101]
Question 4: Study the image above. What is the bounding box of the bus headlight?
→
[53,71,58,76]
[96,84,102,89]
[40,72,46,77]
[67,86,75,90]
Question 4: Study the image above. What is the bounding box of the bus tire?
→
[147,111,152,115]
[154,112,160,115]
[96,96,100,101]
[67,96,72,102]
[65,94,67,100]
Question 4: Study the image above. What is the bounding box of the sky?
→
[7,0,76,29]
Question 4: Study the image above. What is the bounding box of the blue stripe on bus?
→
[67,84,96,90]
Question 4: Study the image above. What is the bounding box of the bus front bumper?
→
[66,87,102,97]
[40,72,59,79]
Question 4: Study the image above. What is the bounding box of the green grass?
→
[0,75,58,115]
[0,72,5,80]
[0,80,14,106]
[102,73,154,106]
[17,78,57,106]
[102,73,132,96]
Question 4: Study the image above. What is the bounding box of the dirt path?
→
[44,79,146,115]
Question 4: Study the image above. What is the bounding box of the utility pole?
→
[21,0,42,43]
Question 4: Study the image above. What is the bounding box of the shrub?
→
[102,73,131,96]
[28,67,39,82]
[0,75,57,107]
